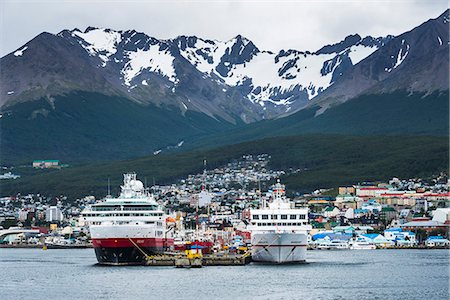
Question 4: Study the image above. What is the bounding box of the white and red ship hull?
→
[90,224,173,265]
[92,237,174,265]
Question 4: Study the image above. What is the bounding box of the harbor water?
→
[0,248,448,300]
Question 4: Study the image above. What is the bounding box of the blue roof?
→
[385,227,402,232]
[362,234,379,240]
[312,233,328,240]
[313,232,352,241]
[427,236,447,240]
[354,209,369,213]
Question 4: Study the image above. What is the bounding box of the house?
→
[323,206,340,218]
[384,227,403,240]
[344,208,354,219]
[425,236,450,248]
[356,187,388,198]
[380,206,397,223]
[361,199,382,213]
[332,225,356,234]
[361,233,393,248]
[399,209,413,221]
[354,209,370,218]
[432,208,450,224]
[335,194,358,209]
[384,227,416,244]
[338,187,355,195]
[32,160,60,168]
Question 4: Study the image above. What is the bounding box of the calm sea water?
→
[0,248,448,300]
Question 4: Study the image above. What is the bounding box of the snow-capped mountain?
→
[66,28,392,110]
[308,9,449,114]
[0,10,448,166]
[1,26,392,120]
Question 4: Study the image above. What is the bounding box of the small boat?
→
[329,240,349,249]
[316,239,349,250]
[349,238,376,250]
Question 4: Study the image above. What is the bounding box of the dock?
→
[145,253,251,267]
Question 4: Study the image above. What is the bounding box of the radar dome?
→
[130,180,144,191]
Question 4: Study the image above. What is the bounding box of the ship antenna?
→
[107,178,111,196]
[202,159,207,191]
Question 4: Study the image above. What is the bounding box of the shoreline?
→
[1,244,447,250]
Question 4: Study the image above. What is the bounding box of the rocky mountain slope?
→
[307,9,449,114]
[1,26,393,121]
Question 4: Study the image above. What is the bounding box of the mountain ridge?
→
[1,24,396,121]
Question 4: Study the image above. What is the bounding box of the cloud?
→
[0,0,448,56]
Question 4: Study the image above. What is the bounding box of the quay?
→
[144,253,251,267]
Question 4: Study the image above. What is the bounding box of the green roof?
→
[381,207,396,212]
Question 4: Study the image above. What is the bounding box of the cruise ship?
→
[249,180,311,263]
[81,173,174,265]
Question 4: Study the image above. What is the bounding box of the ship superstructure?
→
[81,173,174,265]
[249,180,311,263]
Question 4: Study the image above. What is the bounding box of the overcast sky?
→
[0,0,448,57]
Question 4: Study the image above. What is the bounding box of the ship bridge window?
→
[261,215,268,220]
[123,205,158,211]
[290,215,297,220]
[253,215,259,220]
[271,215,278,220]
[92,206,121,211]
[299,214,306,219]
[281,215,288,220]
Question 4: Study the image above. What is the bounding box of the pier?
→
[145,253,251,267]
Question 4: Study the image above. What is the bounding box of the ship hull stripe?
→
[92,238,174,248]
[253,244,307,247]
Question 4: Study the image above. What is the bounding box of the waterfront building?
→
[400,217,449,235]
[361,233,393,248]
[425,236,450,247]
[384,227,416,244]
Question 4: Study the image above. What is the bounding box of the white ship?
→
[249,180,311,263]
[81,173,174,265]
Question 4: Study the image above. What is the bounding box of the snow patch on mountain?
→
[14,46,28,57]
[73,28,121,61]
[348,45,378,65]
[385,40,409,72]
[122,47,177,86]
